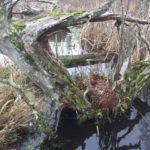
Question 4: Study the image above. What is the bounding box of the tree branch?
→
[37,0,57,5]
[0,77,55,135]
[92,13,150,25]
[12,7,42,16]
[0,77,34,110]
[7,0,21,19]
[37,0,116,40]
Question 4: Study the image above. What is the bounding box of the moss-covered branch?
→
[59,52,116,68]
[117,60,150,110]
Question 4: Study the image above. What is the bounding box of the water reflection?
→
[53,88,150,150]
[48,28,83,56]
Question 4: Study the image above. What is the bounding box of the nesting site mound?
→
[77,74,119,112]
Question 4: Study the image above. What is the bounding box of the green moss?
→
[34,112,53,137]
[22,53,35,65]
[0,67,10,78]
[133,60,150,66]
[32,42,39,50]
[11,21,26,30]
[16,42,24,50]
[27,9,89,21]
[47,10,86,17]
[118,61,150,108]
[78,109,102,123]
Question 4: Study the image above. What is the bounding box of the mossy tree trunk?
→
[0,0,117,136]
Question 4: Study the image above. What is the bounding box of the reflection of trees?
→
[40,108,97,150]
[40,98,150,150]
[98,97,150,150]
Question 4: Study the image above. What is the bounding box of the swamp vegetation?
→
[0,0,150,149]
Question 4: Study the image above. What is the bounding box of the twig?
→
[136,24,150,53]
[0,78,34,110]
[7,0,21,19]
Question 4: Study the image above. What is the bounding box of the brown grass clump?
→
[56,0,104,12]
[81,0,140,53]
[0,86,32,149]
[0,86,15,113]
[75,73,119,115]
[81,22,119,53]
[81,0,150,59]
[88,74,119,112]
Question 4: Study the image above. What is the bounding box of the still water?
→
[43,87,150,150]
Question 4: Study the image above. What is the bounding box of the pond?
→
[48,27,84,56]
[41,86,150,150]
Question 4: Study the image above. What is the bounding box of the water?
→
[42,88,150,150]
[48,28,84,56]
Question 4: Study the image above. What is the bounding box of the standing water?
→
[40,88,150,150]
[41,31,150,150]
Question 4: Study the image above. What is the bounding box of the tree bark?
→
[60,52,116,68]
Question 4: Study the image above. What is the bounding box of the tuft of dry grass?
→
[88,74,119,112]
[81,22,119,53]
[56,0,104,12]
[0,67,44,149]
[0,85,32,149]
[80,0,150,62]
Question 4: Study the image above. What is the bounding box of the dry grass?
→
[88,74,119,111]
[57,0,104,12]
[0,65,46,148]
[0,85,32,149]
[81,22,119,53]
[0,102,32,147]
[80,0,150,62]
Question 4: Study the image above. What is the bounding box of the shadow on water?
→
[40,86,150,150]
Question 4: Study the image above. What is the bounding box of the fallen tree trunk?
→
[59,52,117,68]
[1,0,116,137]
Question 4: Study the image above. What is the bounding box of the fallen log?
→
[59,52,117,68]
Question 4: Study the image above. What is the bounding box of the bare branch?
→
[91,13,150,25]
[0,77,33,110]
[37,0,57,5]
[7,0,21,19]
[12,7,42,16]
[37,0,116,40]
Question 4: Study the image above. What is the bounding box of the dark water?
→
[41,87,150,150]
